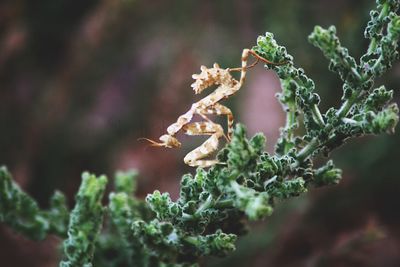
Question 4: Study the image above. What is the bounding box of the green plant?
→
[1,0,399,266]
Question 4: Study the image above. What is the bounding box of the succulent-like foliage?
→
[0,1,399,266]
[60,173,107,267]
[0,166,69,240]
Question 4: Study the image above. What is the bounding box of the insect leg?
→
[166,108,195,136]
[198,103,234,140]
[229,48,288,87]
[139,106,196,148]
[182,122,224,167]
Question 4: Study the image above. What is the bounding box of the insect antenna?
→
[229,58,260,72]
[248,49,287,66]
[229,49,287,73]
[137,137,165,147]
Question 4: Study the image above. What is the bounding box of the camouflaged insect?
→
[142,49,285,167]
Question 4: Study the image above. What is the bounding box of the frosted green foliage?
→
[184,230,237,257]
[0,166,69,240]
[363,0,400,76]
[136,124,342,265]
[0,1,399,266]
[254,0,399,161]
[98,171,152,267]
[60,173,107,267]
[114,170,138,194]
[44,191,70,237]
[308,26,359,86]
[313,160,342,187]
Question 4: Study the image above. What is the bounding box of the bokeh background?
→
[0,0,399,266]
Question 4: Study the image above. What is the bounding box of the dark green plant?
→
[1,1,399,266]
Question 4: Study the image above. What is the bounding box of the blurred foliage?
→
[0,0,399,266]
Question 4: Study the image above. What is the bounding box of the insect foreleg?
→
[197,103,234,140]
[140,106,197,148]
[166,108,196,136]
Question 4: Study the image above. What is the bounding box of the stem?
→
[281,105,297,154]
[230,180,243,197]
[214,199,234,209]
[184,236,199,246]
[311,104,325,126]
[181,213,194,221]
[336,67,367,118]
[372,55,384,73]
[263,176,277,188]
[185,195,234,221]
[367,38,378,54]
[367,3,389,55]
[285,108,296,140]
[182,195,215,221]
[296,138,320,163]
[194,195,213,216]
[336,98,354,118]
[379,2,390,21]
[350,67,363,81]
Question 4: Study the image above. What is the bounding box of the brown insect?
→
[141,49,285,167]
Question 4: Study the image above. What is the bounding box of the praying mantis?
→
[141,49,286,167]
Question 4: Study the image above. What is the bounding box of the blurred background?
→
[0,0,399,266]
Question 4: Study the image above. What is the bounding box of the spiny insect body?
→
[142,49,285,167]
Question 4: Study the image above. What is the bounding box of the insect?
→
[141,49,286,167]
